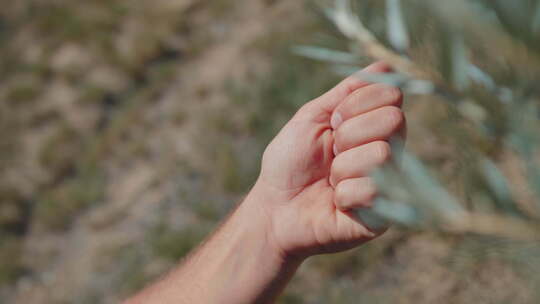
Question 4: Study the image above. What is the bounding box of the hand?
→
[126,62,406,304]
[246,62,405,258]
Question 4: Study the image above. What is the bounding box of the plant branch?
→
[331,0,462,103]
[443,211,540,241]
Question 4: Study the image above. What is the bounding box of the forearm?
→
[125,189,302,304]
[126,62,399,303]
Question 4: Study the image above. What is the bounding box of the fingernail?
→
[333,144,338,156]
[330,112,342,129]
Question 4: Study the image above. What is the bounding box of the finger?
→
[330,83,403,130]
[334,177,377,211]
[330,141,391,187]
[334,106,404,154]
[315,61,393,112]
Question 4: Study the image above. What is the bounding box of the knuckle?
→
[382,106,405,130]
[381,85,403,106]
[362,179,379,201]
[295,101,330,123]
[372,141,392,164]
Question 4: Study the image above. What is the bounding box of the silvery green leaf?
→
[526,166,540,211]
[386,0,410,51]
[493,0,532,34]
[353,72,409,87]
[371,198,421,226]
[332,64,363,77]
[404,80,435,95]
[451,34,470,90]
[467,0,500,22]
[467,65,495,90]
[321,5,335,21]
[389,137,405,162]
[351,72,434,95]
[292,46,359,64]
[355,208,391,231]
[332,0,363,39]
[371,166,411,202]
[400,152,465,216]
[480,159,520,215]
[533,2,540,34]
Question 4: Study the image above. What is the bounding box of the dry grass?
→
[0,1,538,303]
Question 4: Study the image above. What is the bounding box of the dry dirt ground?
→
[0,1,536,303]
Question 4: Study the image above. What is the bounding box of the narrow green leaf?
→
[450,33,469,90]
[292,46,359,64]
[353,72,408,87]
[532,1,540,34]
[481,159,521,216]
[400,152,465,216]
[404,80,435,95]
[386,0,410,51]
[355,209,390,231]
[371,198,421,226]
[467,65,495,90]
[492,0,533,35]
[332,64,363,77]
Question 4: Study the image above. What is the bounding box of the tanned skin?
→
[125,62,405,304]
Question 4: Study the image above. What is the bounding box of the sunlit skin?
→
[126,62,406,304]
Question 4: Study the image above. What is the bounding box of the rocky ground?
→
[0,1,536,303]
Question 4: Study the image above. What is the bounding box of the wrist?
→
[241,183,306,265]
[135,187,303,304]
[195,190,302,303]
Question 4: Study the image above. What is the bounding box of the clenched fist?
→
[246,61,405,258]
[127,62,407,304]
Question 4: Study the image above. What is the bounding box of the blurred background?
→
[1,0,540,303]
